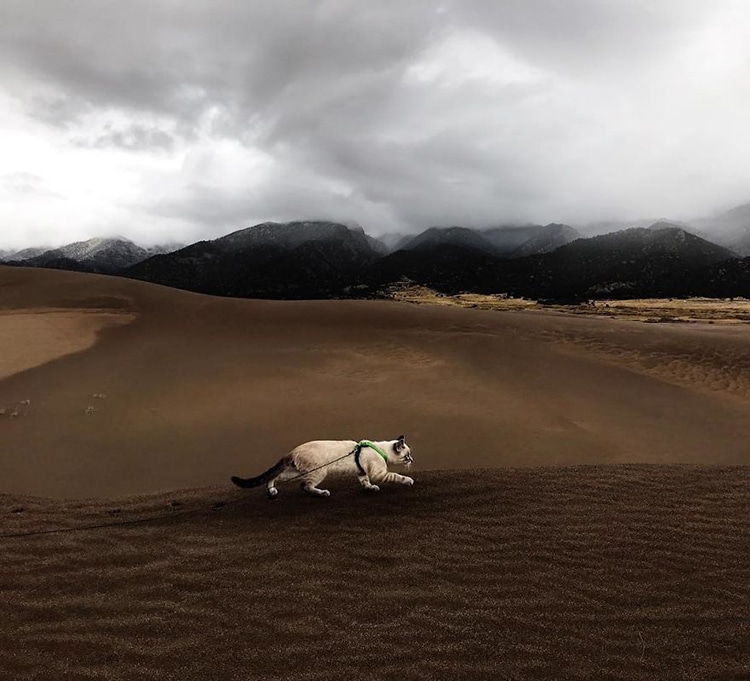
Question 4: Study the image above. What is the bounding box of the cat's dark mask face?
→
[393,435,413,466]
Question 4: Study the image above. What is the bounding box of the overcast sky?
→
[1,0,749,249]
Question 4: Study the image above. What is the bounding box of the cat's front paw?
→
[367,485,380,492]
[402,476,414,486]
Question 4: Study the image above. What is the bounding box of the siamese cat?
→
[231,435,414,498]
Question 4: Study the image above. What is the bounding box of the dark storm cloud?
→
[450,1,713,71]
[0,1,438,132]
[1,0,749,247]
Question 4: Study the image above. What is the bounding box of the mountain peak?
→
[15,237,148,273]
[216,221,368,252]
[400,226,498,254]
[647,221,687,232]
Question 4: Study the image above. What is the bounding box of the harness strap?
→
[353,440,389,476]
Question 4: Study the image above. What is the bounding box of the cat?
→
[231,435,414,498]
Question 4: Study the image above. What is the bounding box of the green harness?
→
[353,440,388,475]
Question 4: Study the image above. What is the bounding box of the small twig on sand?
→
[637,631,646,661]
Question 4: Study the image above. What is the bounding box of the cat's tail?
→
[231,457,291,489]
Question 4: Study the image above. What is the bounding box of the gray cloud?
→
[1,172,60,199]
[80,124,176,152]
[0,0,749,248]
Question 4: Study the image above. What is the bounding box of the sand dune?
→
[1,466,748,680]
[2,267,749,679]
[2,266,750,498]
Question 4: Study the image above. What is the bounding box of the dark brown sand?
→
[1,467,748,680]
[2,267,750,498]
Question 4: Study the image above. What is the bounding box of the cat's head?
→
[392,434,413,468]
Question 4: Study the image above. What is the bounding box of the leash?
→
[0,441,382,540]
[284,448,358,483]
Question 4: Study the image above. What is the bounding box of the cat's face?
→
[392,435,413,468]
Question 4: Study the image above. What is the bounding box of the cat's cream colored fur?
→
[231,436,414,498]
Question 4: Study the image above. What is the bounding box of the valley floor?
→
[387,283,750,323]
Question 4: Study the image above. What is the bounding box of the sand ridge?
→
[0,309,134,381]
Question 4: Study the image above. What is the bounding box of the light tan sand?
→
[0,310,133,380]
[1,467,747,680]
[2,266,750,499]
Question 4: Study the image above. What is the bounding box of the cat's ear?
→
[395,434,406,451]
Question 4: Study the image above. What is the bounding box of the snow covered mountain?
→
[1,246,50,262]
[7,237,180,274]
[20,238,148,273]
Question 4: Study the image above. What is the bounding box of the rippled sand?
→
[1,467,748,680]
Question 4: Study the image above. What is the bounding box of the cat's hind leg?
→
[300,470,331,497]
[266,479,279,499]
[266,461,299,499]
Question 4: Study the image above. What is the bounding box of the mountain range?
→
[3,208,750,300]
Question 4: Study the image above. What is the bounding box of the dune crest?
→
[0,309,134,380]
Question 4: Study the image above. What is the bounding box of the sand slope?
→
[2,266,750,497]
[1,466,748,680]
[0,310,133,380]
